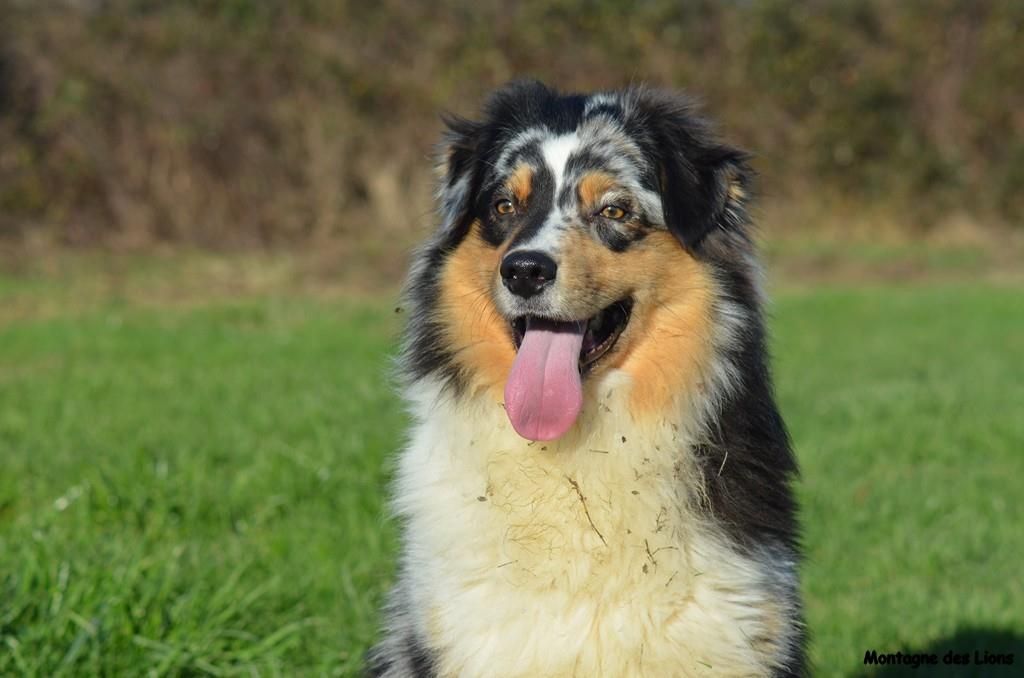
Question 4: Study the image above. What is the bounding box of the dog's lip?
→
[509,298,633,373]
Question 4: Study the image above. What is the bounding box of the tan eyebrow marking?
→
[508,163,533,204]
[578,171,617,207]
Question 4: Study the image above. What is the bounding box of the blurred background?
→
[2,0,1023,273]
[1,1,1022,676]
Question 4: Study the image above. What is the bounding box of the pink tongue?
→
[504,319,585,441]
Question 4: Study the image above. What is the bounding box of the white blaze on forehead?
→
[540,132,581,190]
[539,130,666,230]
[507,125,667,251]
[509,133,581,257]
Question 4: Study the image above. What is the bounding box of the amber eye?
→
[599,205,627,220]
[495,199,515,215]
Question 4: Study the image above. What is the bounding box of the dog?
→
[366,81,805,677]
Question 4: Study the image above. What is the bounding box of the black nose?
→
[500,250,558,298]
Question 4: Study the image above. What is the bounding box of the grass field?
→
[1,273,1022,676]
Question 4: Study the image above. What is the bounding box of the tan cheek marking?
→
[559,230,717,418]
[438,222,515,398]
[508,164,533,205]
[556,228,638,310]
[621,241,716,418]
[578,171,617,209]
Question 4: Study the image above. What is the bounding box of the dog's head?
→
[404,81,758,441]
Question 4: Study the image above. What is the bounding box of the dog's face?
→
[405,82,753,442]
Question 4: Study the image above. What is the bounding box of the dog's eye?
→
[599,205,627,220]
[495,199,515,215]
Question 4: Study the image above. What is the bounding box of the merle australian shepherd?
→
[367,81,805,677]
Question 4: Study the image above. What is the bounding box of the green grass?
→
[775,286,1024,676]
[0,301,403,675]
[1,282,1022,676]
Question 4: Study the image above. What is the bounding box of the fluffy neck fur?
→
[388,356,800,676]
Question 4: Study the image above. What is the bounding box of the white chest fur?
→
[392,375,794,677]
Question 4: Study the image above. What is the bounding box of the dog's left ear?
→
[635,91,752,250]
[660,144,751,250]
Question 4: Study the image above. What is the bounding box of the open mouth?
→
[503,298,634,440]
[511,297,633,373]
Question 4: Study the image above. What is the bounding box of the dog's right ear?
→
[434,113,487,248]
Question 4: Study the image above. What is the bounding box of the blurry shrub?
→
[0,0,1020,248]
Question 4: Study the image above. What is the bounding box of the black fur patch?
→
[363,637,437,678]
